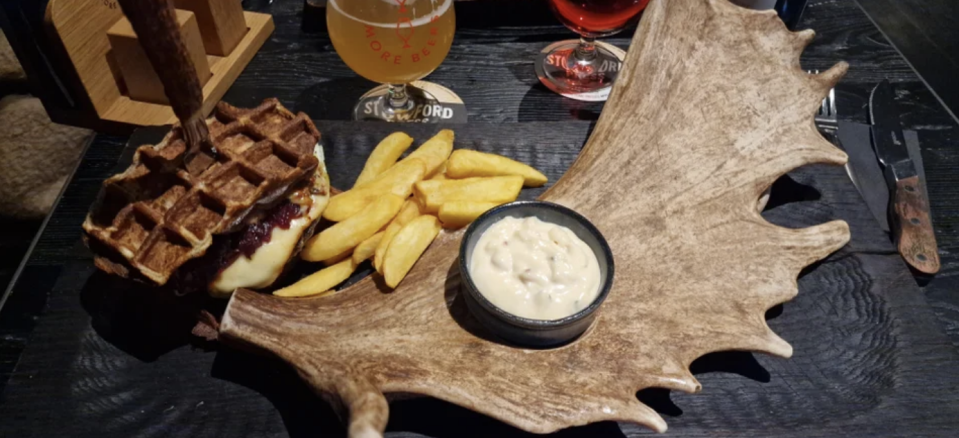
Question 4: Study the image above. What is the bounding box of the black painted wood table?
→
[2,0,959,437]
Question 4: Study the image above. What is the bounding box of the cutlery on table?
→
[812,74,862,194]
[869,80,940,274]
[812,74,939,274]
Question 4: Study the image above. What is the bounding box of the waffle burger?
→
[82,99,330,297]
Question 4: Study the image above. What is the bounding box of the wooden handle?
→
[891,175,940,274]
[116,0,211,156]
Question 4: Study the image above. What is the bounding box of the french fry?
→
[394,199,423,226]
[374,222,402,273]
[354,132,414,187]
[273,259,356,298]
[373,200,422,272]
[414,176,523,214]
[383,215,442,288]
[303,194,405,262]
[400,129,454,178]
[322,250,352,266]
[323,159,426,222]
[352,231,384,264]
[438,201,502,229]
[430,161,448,180]
[446,149,548,187]
[413,194,428,213]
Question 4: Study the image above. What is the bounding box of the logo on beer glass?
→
[363,0,442,67]
[546,52,622,79]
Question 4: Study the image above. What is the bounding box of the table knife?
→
[869,80,940,274]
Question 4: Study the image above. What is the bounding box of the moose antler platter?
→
[220,0,851,435]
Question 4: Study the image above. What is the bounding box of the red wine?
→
[549,0,651,37]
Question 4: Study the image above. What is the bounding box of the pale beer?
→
[328,0,455,85]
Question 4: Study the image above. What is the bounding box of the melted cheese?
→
[210,144,330,297]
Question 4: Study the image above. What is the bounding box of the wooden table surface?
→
[2,0,959,436]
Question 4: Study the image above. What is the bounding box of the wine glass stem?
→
[573,37,598,63]
[388,83,410,110]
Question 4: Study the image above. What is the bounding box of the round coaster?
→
[354,81,467,123]
[535,40,627,102]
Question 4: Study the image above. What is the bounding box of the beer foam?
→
[329,0,452,28]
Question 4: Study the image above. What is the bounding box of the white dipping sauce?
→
[469,216,602,320]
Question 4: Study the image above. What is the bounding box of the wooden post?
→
[174,0,249,56]
[107,9,212,105]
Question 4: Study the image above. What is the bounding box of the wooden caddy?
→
[45,0,274,127]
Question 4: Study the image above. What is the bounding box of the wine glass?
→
[537,0,651,102]
[327,0,463,122]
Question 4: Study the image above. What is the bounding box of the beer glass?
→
[537,0,651,101]
[327,0,459,122]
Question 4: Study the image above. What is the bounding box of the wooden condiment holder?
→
[174,0,248,56]
[45,0,274,128]
[107,9,212,105]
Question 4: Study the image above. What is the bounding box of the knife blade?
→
[868,80,940,274]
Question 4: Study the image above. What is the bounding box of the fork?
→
[812,69,839,134]
[809,70,859,188]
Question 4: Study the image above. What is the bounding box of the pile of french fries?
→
[273,130,547,298]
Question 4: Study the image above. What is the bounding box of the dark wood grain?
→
[854,0,959,120]
[0,219,41,291]
[2,0,959,436]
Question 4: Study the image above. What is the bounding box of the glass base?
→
[535,40,627,102]
[353,81,467,123]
